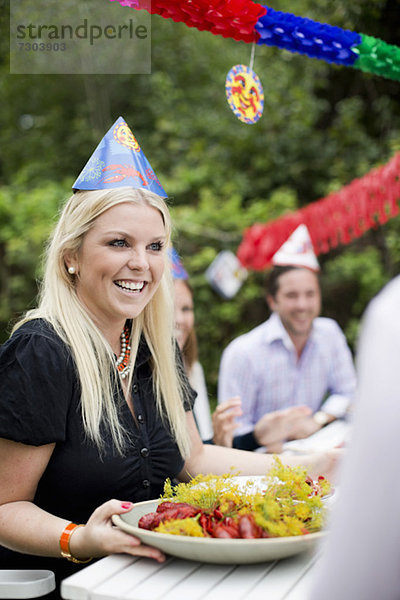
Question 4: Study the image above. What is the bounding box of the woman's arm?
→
[0,439,63,556]
[178,413,342,483]
[0,438,164,562]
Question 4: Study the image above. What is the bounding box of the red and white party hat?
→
[272,224,320,271]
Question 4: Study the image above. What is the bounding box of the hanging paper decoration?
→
[225,64,264,124]
[237,152,400,271]
[111,0,400,82]
[205,250,248,299]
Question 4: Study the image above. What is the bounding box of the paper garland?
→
[114,0,266,43]
[237,152,400,270]
[255,8,400,82]
[111,0,400,82]
[255,6,360,67]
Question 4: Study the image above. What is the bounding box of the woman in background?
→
[173,270,242,443]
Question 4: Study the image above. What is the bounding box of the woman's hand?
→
[68,500,165,563]
[212,396,242,447]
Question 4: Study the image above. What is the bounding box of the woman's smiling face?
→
[70,201,166,334]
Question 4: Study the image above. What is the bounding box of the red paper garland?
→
[139,0,267,42]
[237,152,400,270]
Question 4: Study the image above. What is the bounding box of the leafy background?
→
[1,0,400,406]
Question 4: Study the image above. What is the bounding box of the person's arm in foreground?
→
[310,278,400,600]
[0,438,165,563]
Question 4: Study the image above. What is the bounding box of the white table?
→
[61,548,322,600]
[282,419,350,454]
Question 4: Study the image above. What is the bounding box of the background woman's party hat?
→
[72,116,167,197]
[169,247,188,280]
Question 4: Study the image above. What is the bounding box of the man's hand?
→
[288,412,335,440]
[254,405,312,449]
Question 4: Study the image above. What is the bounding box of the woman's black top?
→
[0,319,195,587]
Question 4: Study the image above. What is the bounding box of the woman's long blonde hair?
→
[14,187,191,457]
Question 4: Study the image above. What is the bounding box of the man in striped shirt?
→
[217,228,357,452]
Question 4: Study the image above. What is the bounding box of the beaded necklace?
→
[116,325,131,379]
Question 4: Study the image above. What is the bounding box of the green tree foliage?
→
[0,179,69,335]
[1,0,400,403]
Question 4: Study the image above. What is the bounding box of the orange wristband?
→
[59,523,92,564]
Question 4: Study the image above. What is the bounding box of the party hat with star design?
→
[72,116,167,197]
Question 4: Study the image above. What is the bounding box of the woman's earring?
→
[68,266,76,275]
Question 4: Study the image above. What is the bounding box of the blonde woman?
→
[0,124,341,596]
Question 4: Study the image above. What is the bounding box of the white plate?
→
[112,496,325,564]
[0,570,55,599]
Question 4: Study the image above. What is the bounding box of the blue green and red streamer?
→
[111,0,400,82]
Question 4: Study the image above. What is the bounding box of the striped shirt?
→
[218,312,357,436]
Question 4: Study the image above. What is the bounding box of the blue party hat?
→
[72,116,167,197]
[169,247,188,280]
